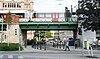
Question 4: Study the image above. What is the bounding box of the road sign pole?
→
[18,28,20,55]
[82,26,84,57]
[1,16,3,44]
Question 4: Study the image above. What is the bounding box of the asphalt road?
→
[0,45,100,59]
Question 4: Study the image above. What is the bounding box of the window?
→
[13,3,16,8]
[52,13,58,18]
[16,13,24,18]
[3,3,7,7]
[59,13,64,18]
[17,3,21,8]
[45,13,51,17]
[8,3,10,7]
[24,4,30,8]
[38,13,44,17]
[15,29,17,35]
[55,14,58,18]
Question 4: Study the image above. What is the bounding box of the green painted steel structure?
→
[0,21,78,30]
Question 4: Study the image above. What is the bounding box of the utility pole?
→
[1,16,4,44]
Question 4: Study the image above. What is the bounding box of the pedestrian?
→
[24,41,27,48]
[64,37,70,51]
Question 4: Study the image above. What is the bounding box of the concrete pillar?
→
[22,30,27,46]
[73,29,77,40]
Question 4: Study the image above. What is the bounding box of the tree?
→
[34,30,52,39]
[76,0,100,57]
[45,31,52,38]
[76,0,100,31]
[6,12,12,46]
[34,30,39,37]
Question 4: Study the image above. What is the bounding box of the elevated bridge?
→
[0,21,78,41]
[0,21,78,30]
[20,21,78,30]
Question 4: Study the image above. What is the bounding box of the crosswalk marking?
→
[19,56,23,59]
[8,55,13,58]
[0,55,23,59]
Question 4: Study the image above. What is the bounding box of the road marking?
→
[0,55,3,59]
[0,55,23,59]
[18,55,23,59]
[9,55,13,58]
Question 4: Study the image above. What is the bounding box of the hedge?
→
[0,43,23,51]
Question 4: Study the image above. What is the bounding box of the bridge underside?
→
[20,22,78,30]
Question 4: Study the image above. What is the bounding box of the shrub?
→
[27,40,32,45]
[0,43,23,51]
[27,38,37,45]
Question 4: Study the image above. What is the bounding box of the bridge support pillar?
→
[73,30,77,40]
[22,30,27,48]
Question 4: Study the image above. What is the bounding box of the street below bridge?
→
[0,45,100,59]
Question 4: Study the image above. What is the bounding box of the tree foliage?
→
[34,30,52,38]
[76,0,100,31]
[7,12,12,25]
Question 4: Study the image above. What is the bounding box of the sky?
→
[34,0,78,13]
[5,0,78,13]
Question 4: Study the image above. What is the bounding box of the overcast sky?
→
[34,0,78,13]
[5,0,78,13]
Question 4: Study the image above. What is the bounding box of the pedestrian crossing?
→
[0,55,23,59]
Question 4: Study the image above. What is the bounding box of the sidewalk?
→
[22,45,99,52]
[22,46,80,52]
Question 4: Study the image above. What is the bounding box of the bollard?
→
[63,44,65,49]
[57,42,58,48]
[59,42,61,48]
[53,42,55,47]
[36,44,38,49]
[34,44,37,49]
[24,44,27,48]
[44,44,46,50]
[32,43,34,48]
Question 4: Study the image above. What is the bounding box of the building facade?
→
[0,0,33,43]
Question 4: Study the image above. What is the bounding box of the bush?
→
[27,38,37,45]
[27,40,32,45]
[0,43,23,51]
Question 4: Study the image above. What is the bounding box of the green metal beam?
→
[19,21,78,25]
[0,21,78,30]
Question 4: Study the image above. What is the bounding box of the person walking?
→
[64,37,70,51]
